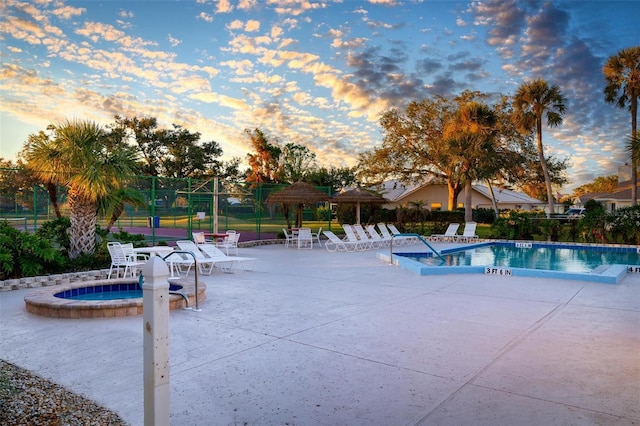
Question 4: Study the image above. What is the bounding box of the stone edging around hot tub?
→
[24,278,206,319]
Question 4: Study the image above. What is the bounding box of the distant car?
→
[565,208,585,218]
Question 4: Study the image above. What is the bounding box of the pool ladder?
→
[389,233,446,265]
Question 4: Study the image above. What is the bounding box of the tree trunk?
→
[464,180,473,222]
[631,97,637,206]
[447,180,461,211]
[68,188,97,258]
[537,117,554,216]
[486,179,500,216]
[46,181,62,218]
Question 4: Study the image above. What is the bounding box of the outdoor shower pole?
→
[142,257,170,426]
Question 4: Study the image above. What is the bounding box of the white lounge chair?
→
[377,223,402,245]
[322,230,361,252]
[455,222,478,243]
[352,224,383,249]
[176,240,217,275]
[198,244,257,272]
[386,223,418,245]
[282,228,295,248]
[366,224,391,247]
[342,224,371,250]
[430,223,460,242]
[192,232,210,245]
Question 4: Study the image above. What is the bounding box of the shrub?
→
[490,211,540,240]
[110,228,147,246]
[579,200,607,243]
[606,205,640,244]
[35,217,71,254]
[538,219,562,241]
[473,208,496,224]
[0,222,66,279]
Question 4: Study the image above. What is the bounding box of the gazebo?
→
[332,188,387,224]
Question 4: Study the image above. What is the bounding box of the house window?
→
[431,202,442,211]
[457,202,464,208]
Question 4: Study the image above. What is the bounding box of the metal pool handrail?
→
[390,233,446,264]
[161,250,201,311]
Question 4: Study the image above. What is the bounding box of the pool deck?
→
[1,243,639,425]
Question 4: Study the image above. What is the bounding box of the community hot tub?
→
[24,278,206,318]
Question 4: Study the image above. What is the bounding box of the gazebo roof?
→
[332,188,387,204]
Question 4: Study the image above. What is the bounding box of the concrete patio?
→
[1,243,638,425]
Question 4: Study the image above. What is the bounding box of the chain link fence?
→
[0,170,333,245]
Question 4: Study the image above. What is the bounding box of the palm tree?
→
[604,46,640,206]
[24,119,139,258]
[443,101,499,222]
[513,78,566,215]
[99,187,147,232]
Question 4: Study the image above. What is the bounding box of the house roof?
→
[472,185,544,204]
[375,179,543,205]
[373,177,442,202]
[581,180,640,203]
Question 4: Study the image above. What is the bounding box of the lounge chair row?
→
[323,223,417,252]
[428,222,478,242]
[173,240,257,275]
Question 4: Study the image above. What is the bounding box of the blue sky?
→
[1,0,638,191]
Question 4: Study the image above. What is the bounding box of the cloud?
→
[117,10,134,19]
[52,5,86,19]
[168,34,182,47]
[245,20,261,32]
[472,0,527,49]
[198,12,213,22]
[216,0,233,13]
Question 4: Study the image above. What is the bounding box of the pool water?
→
[402,243,640,273]
[55,283,183,301]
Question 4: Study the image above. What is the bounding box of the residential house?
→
[579,165,640,212]
[375,178,544,211]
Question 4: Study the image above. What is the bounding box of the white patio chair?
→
[217,231,239,256]
[198,244,257,272]
[107,242,146,279]
[297,228,313,249]
[121,243,149,262]
[311,226,322,246]
[282,228,296,248]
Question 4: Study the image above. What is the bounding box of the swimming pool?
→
[383,241,640,284]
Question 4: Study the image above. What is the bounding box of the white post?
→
[142,257,170,426]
